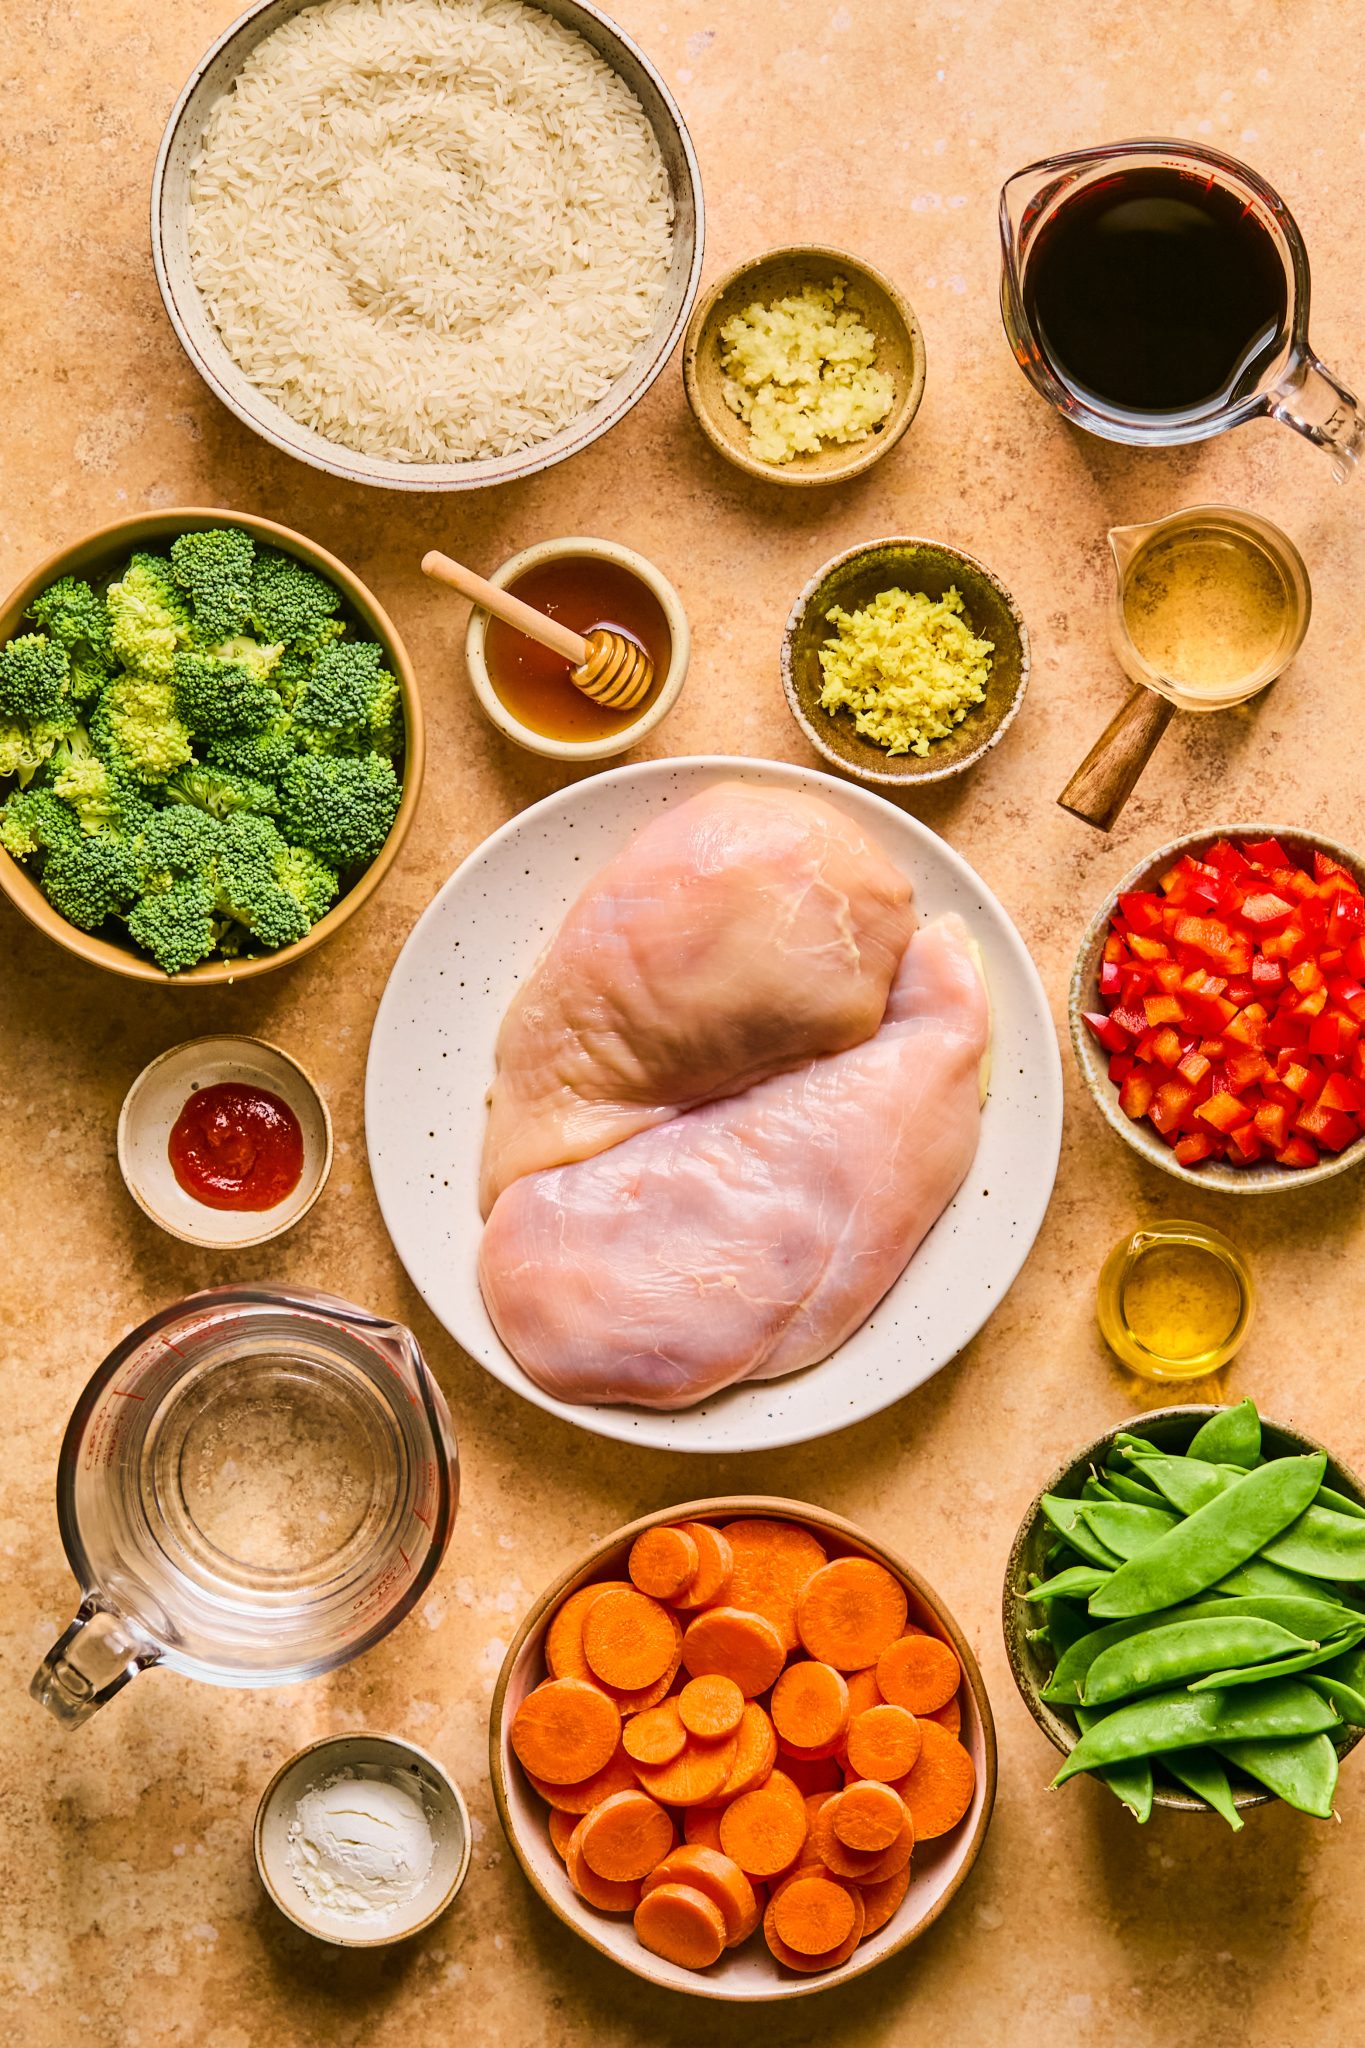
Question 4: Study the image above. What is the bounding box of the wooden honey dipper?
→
[421,550,654,712]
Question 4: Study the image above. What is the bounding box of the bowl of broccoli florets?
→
[0,511,422,979]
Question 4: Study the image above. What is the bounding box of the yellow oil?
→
[1097,1222,1253,1381]
[1122,527,1291,695]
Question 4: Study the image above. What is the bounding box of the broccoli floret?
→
[276,751,401,869]
[292,640,401,757]
[171,527,256,643]
[90,673,193,785]
[171,649,283,739]
[137,804,227,889]
[29,574,112,657]
[0,712,77,787]
[40,833,141,931]
[201,634,284,683]
[0,633,71,721]
[125,876,219,974]
[0,785,82,860]
[206,718,298,784]
[275,842,340,925]
[271,619,348,709]
[209,812,312,952]
[166,761,279,820]
[250,548,341,646]
[106,554,193,680]
[46,726,154,836]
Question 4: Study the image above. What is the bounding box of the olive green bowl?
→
[780,537,1031,790]
[1002,1405,1365,1816]
[1070,825,1365,1193]
[682,245,925,488]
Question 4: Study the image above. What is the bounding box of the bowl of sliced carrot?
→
[489,1497,996,2000]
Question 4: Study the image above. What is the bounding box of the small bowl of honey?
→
[464,537,689,762]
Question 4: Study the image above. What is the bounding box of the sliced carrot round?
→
[856,1862,910,1937]
[777,1747,842,1798]
[526,1742,636,1814]
[548,1806,577,1859]
[681,1606,785,1697]
[847,1804,914,1883]
[830,1779,905,1852]
[671,1522,735,1611]
[925,1693,962,1738]
[719,1769,808,1878]
[763,1871,865,1973]
[641,1846,757,1945]
[807,1795,883,1880]
[629,1525,699,1602]
[723,1519,827,1649]
[893,1720,975,1840]
[566,1819,642,1913]
[583,1588,680,1692]
[845,1703,921,1783]
[601,1639,682,1717]
[717,1701,777,1799]
[634,1882,727,1970]
[545,1579,630,1681]
[796,1557,908,1670]
[876,1632,962,1715]
[771,1872,858,1956]
[683,1806,726,1853]
[771,1661,850,1752]
[511,1677,621,1785]
[842,1665,883,1723]
[679,1673,745,1740]
[578,1789,676,1883]
[631,1730,739,1808]
[622,1698,687,1766]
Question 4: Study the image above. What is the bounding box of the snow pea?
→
[1101,1468,1172,1509]
[1163,1748,1244,1831]
[1215,1554,1363,1607]
[1043,1593,1356,1704]
[1318,1483,1365,1522]
[1083,1618,1318,1706]
[1075,1706,1154,1822]
[1187,1624,1365,1692]
[1306,1675,1365,1726]
[1040,1494,1123,1570]
[1052,1678,1339,1785]
[1088,1455,1327,1619]
[1023,1564,1111,1605]
[1263,1501,1365,1581]
[1079,1501,1180,1559]
[1122,1450,1234,1516]
[1215,1734,1339,1818]
[1188,1399,1261,1468]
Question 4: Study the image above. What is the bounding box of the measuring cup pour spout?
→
[1107,519,1154,579]
[33,1601,160,1728]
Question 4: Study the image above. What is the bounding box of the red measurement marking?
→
[411,1505,431,1530]
[110,1387,146,1400]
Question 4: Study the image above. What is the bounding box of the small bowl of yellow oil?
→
[1097,1219,1253,1381]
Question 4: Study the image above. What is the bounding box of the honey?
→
[1096,1220,1254,1382]
[484,556,670,743]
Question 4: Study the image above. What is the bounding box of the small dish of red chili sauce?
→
[118,1037,332,1247]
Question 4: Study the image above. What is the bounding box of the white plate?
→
[365,757,1063,1452]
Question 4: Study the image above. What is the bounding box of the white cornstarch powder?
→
[287,1772,436,1920]
[187,0,675,464]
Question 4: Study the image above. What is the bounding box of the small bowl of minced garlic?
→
[683,246,925,486]
[781,537,1032,789]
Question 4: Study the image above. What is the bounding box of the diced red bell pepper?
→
[1081,1010,1131,1054]
[1240,892,1295,931]
[1276,1135,1320,1169]
[1173,1132,1217,1166]
[1177,1050,1212,1087]
[1309,1013,1360,1060]
[1108,1051,1135,1085]
[1328,893,1365,946]
[1294,986,1329,1019]
[1280,1060,1321,1102]
[1104,932,1126,966]
[1224,1047,1269,1092]
[1195,1089,1254,1133]
[1118,891,1165,934]
[1243,837,1294,873]
[1328,977,1365,1021]
[1289,958,1325,995]
[1150,1078,1197,1135]
[1151,1026,1185,1070]
[1144,993,1186,1027]
[1315,848,1358,886]
[1263,1010,1309,1051]
[1318,1073,1365,1115]
[1254,1100,1291,1148]
[1251,955,1286,992]
[1294,1102,1359,1152]
[1205,839,1254,876]
[1099,959,1122,999]
[1228,1122,1265,1163]
[1185,992,1239,1036]
[1118,1069,1157,1120]
[1129,933,1170,962]
[1109,1004,1148,1040]
[1153,959,1186,994]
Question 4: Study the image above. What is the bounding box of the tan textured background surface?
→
[4,2,1364,2042]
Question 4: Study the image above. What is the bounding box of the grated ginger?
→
[718,278,894,465]
[817,586,994,757]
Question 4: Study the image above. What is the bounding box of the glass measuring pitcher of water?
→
[32,1286,458,1727]
[1000,138,1364,480]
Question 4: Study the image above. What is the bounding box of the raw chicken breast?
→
[479,782,915,1215]
[478,915,990,1409]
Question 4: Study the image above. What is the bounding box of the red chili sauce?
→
[168,1082,304,1211]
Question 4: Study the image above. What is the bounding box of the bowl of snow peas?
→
[1004,1400,1365,1826]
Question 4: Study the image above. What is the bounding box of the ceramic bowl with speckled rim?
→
[1002,1406,1365,1815]
[491,1495,996,2000]
[1070,825,1365,1192]
[365,754,1064,1454]
[781,538,1031,789]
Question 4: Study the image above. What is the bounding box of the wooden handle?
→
[421,550,588,665]
[1057,686,1177,832]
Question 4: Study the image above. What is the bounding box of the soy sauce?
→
[1023,167,1288,417]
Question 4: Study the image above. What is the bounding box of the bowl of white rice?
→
[152,0,703,490]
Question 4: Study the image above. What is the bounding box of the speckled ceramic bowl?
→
[781,538,1030,789]
[492,1495,996,1999]
[682,246,925,486]
[1070,825,1365,1192]
[1002,1405,1365,1815]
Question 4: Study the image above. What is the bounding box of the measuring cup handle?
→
[1270,355,1365,484]
[1057,685,1175,832]
[31,1600,158,1728]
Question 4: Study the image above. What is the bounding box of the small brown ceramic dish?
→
[683,246,925,487]
[0,509,423,984]
[490,1494,996,2002]
[1070,825,1365,1192]
[781,537,1030,789]
[1002,1405,1365,1816]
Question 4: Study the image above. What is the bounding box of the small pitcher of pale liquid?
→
[1059,505,1311,830]
[32,1286,458,1727]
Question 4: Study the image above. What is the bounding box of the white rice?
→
[188,0,675,464]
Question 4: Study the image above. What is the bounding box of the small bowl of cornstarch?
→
[153,0,703,490]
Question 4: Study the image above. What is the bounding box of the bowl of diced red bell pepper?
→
[1070,826,1365,1190]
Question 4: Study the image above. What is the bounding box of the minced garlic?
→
[718,279,894,465]
[817,586,994,757]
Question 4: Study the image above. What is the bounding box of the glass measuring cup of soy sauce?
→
[1000,139,1364,480]
[31,1286,458,1727]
